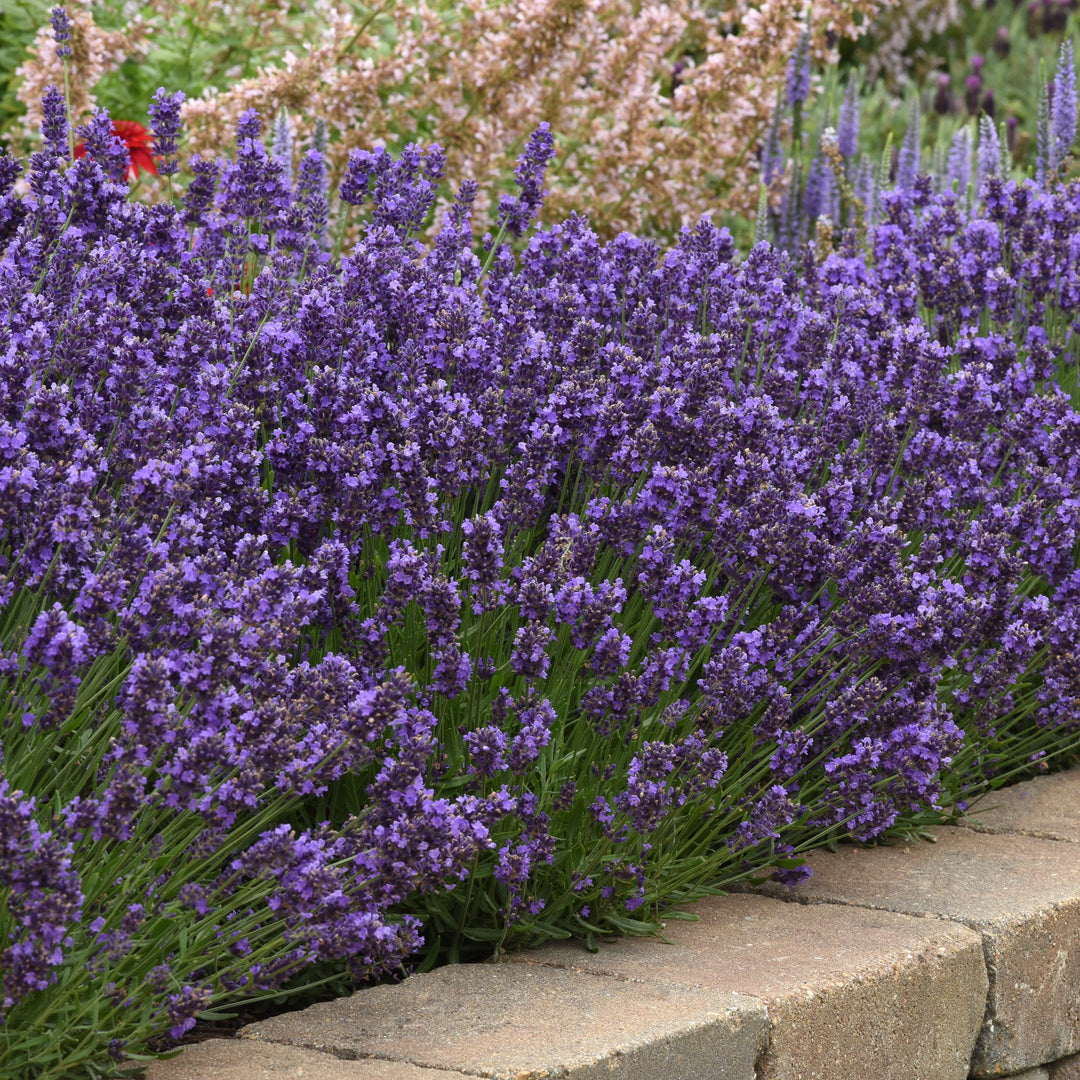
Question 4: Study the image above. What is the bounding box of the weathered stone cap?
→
[241,961,767,1080]
[960,768,1080,843]
[512,891,986,1080]
[744,826,1080,1076]
[142,1038,471,1079]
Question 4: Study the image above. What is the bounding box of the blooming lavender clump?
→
[148,88,185,177]
[5,89,1080,1078]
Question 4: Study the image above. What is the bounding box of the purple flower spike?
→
[40,84,68,157]
[50,6,72,60]
[945,125,971,194]
[896,95,921,192]
[236,108,262,145]
[148,88,185,177]
[76,108,129,184]
[760,92,784,186]
[1050,39,1077,176]
[837,78,859,159]
[180,155,219,226]
[977,114,1004,191]
[786,27,812,108]
[497,122,556,238]
[271,109,293,189]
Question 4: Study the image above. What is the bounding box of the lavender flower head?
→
[497,122,556,238]
[760,92,784,186]
[786,27,812,108]
[148,88,185,177]
[272,108,293,190]
[837,78,859,160]
[180,154,219,227]
[1036,75,1051,187]
[1050,39,1077,176]
[76,108,129,184]
[945,125,972,195]
[40,84,68,157]
[236,107,262,146]
[977,114,1004,192]
[896,95,921,192]
[50,6,72,60]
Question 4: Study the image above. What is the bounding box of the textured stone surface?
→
[1005,1069,1050,1080]
[512,892,985,1080]
[744,827,1080,1076]
[140,1039,469,1079]
[960,769,1080,843]
[1050,1052,1080,1080]
[241,962,767,1080]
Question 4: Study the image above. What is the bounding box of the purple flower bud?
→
[993,26,1010,59]
[672,58,687,94]
[933,73,954,116]
[965,74,983,116]
[1006,113,1019,155]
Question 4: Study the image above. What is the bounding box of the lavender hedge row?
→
[2,84,1080,1078]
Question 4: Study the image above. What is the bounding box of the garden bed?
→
[3,6,1080,1075]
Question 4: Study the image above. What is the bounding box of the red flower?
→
[74,120,157,182]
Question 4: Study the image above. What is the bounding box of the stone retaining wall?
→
[147,766,1080,1080]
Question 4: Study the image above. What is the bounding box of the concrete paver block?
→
[960,768,1080,843]
[511,892,985,1080]
[745,827,1080,1076]
[240,962,768,1080]
[140,1038,471,1079]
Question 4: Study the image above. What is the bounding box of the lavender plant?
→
[760,27,1080,250]
[3,82,1080,1078]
